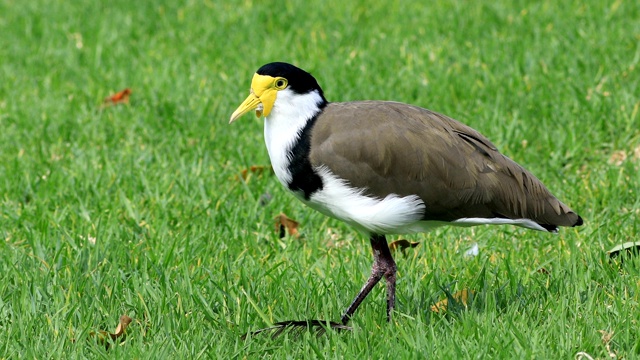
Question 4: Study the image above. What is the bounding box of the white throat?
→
[263,89,325,186]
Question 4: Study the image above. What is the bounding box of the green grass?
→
[1,0,639,358]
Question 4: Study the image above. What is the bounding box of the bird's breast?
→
[263,115,300,186]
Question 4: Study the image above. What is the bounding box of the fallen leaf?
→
[89,314,133,350]
[324,228,347,248]
[238,165,273,181]
[430,289,474,313]
[608,150,626,166]
[598,329,617,359]
[608,241,640,262]
[389,239,420,254]
[537,267,550,275]
[599,329,613,343]
[102,88,131,107]
[274,213,300,238]
[489,253,501,263]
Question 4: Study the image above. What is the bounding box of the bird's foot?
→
[242,319,352,339]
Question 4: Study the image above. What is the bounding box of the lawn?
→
[0,0,639,358]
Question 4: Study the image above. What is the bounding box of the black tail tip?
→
[573,215,584,227]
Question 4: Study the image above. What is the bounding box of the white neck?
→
[263,89,325,186]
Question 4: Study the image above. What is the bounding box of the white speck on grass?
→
[464,243,479,257]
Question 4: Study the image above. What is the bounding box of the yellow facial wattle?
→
[229,74,288,123]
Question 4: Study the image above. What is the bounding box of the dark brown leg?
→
[244,234,397,338]
[340,234,397,325]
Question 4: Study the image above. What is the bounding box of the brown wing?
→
[309,101,582,228]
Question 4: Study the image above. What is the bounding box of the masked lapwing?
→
[230,62,583,328]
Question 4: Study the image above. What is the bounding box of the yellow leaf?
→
[274,213,300,238]
[89,314,133,350]
[430,289,474,313]
[389,239,420,254]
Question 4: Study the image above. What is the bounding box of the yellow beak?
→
[229,74,279,123]
[229,91,262,123]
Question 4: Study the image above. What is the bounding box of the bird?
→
[230,62,583,329]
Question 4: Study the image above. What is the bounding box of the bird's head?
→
[229,62,326,123]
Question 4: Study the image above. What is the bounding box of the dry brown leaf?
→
[537,267,550,275]
[238,165,273,181]
[102,88,131,107]
[489,253,501,263]
[388,239,420,254]
[608,150,627,166]
[598,329,617,359]
[430,289,474,313]
[324,228,347,248]
[89,314,133,350]
[274,213,300,238]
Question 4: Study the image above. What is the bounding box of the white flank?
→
[264,88,325,187]
[305,167,551,234]
[304,166,428,234]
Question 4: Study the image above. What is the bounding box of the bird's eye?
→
[274,78,288,90]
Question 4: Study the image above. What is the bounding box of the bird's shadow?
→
[242,266,554,340]
[241,319,352,340]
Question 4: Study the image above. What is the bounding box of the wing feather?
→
[309,101,581,228]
